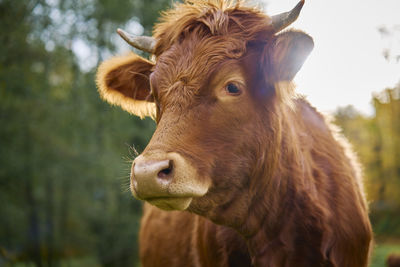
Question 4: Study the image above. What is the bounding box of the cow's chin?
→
[146,197,193,211]
[131,182,207,211]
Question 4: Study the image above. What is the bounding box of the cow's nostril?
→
[157,161,173,180]
[158,168,171,177]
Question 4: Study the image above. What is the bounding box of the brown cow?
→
[387,254,400,267]
[96,0,373,266]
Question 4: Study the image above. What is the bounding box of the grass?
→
[370,239,400,267]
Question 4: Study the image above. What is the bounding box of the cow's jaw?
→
[143,197,193,211]
[130,151,210,211]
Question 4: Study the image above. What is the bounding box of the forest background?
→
[0,0,399,266]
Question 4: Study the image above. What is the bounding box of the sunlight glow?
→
[265,0,400,115]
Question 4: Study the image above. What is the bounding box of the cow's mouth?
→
[130,151,211,211]
[145,196,193,211]
[130,178,203,211]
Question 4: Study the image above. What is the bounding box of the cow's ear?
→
[96,53,156,119]
[269,30,313,81]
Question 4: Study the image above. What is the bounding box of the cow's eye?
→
[225,83,241,96]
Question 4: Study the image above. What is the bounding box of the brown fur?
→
[96,0,373,266]
[387,254,400,267]
[96,53,156,118]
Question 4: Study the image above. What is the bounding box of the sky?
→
[264,0,400,115]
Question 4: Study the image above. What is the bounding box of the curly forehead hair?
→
[153,0,274,55]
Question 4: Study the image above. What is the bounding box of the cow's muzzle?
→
[131,151,210,211]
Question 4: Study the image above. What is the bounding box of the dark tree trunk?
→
[45,177,55,267]
[26,177,43,267]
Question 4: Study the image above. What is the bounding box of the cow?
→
[96,0,373,266]
[387,254,400,267]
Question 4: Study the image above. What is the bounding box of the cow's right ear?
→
[96,53,155,119]
[268,30,314,82]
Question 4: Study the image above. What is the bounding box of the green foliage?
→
[370,241,400,267]
[0,0,166,266]
[334,84,400,237]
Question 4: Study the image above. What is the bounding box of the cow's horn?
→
[271,0,305,33]
[117,28,156,54]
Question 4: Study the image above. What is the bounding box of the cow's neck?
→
[238,171,326,266]
[238,106,326,266]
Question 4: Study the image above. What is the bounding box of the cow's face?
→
[97,2,313,226]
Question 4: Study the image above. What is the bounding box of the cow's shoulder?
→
[295,97,330,134]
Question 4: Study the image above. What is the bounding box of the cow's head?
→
[97,0,313,228]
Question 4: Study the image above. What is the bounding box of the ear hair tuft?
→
[96,53,156,119]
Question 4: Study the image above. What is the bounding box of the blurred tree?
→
[372,87,400,206]
[378,25,400,63]
[334,83,400,236]
[0,0,169,266]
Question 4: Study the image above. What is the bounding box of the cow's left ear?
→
[269,30,314,81]
[96,53,156,119]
